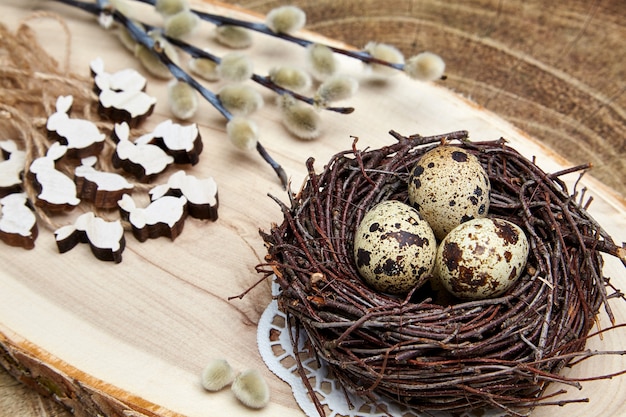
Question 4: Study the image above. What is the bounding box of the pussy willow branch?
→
[133,0,406,72]
[50,0,288,188]
[162,35,354,114]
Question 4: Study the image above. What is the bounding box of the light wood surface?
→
[1,1,625,417]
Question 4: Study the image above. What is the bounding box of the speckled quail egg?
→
[353,200,437,295]
[408,146,490,240]
[434,217,529,300]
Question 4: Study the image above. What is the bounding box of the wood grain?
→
[0,1,624,417]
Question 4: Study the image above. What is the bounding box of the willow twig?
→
[50,0,289,188]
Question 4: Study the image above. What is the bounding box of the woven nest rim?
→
[258,130,626,416]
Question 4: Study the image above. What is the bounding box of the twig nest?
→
[434,218,529,300]
[259,131,624,415]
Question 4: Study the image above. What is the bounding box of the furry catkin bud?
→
[231,369,270,409]
[188,56,220,81]
[164,10,199,39]
[226,117,259,150]
[215,25,253,49]
[314,74,358,106]
[135,44,172,79]
[218,53,254,83]
[167,79,198,120]
[306,43,338,81]
[135,33,180,79]
[218,84,264,116]
[155,0,188,16]
[363,41,404,76]
[117,26,139,52]
[404,52,446,81]
[110,0,133,17]
[268,66,311,93]
[278,95,321,140]
[265,5,306,34]
[201,359,235,391]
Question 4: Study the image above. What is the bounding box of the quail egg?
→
[353,200,436,294]
[434,217,529,300]
[408,145,490,240]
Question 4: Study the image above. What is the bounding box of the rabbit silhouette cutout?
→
[0,140,26,196]
[112,122,174,182]
[90,57,147,93]
[91,58,156,127]
[0,192,38,249]
[137,120,203,165]
[75,156,134,208]
[29,142,80,211]
[46,95,106,158]
[55,212,125,263]
[118,193,187,242]
[150,170,218,220]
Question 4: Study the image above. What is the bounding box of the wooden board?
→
[1,1,625,417]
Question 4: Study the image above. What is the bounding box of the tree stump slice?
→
[1,1,624,417]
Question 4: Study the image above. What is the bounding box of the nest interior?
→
[258,130,625,416]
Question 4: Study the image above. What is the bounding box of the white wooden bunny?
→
[29,142,80,211]
[118,193,187,242]
[0,140,26,195]
[46,95,106,158]
[91,58,156,127]
[112,122,174,182]
[55,212,125,263]
[75,156,134,208]
[136,119,203,165]
[0,192,38,249]
[150,170,218,220]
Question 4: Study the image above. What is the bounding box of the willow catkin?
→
[217,53,254,83]
[265,5,306,34]
[167,79,198,120]
[363,41,404,76]
[218,84,264,116]
[215,25,253,49]
[201,359,235,391]
[404,52,446,81]
[163,9,199,39]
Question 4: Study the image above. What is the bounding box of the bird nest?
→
[257,130,626,416]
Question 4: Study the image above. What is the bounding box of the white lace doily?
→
[257,280,505,417]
